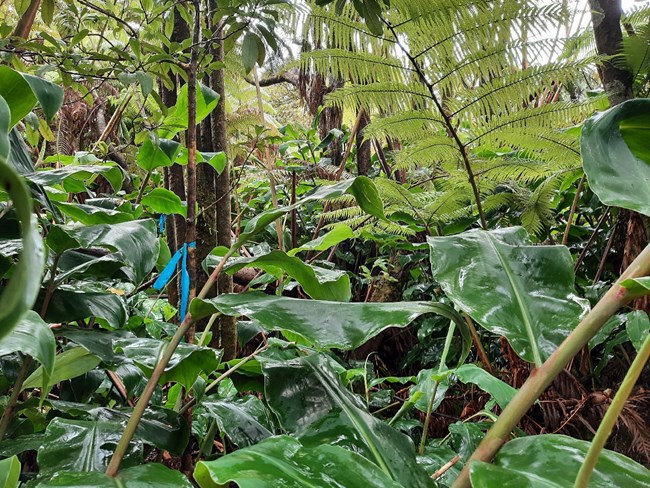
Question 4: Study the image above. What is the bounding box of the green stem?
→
[452,242,650,488]
[419,322,455,454]
[106,246,237,477]
[0,355,32,440]
[134,169,153,205]
[573,333,650,488]
[178,343,268,415]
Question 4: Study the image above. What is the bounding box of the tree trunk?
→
[159,6,190,321]
[356,111,372,175]
[589,0,634,106]
[206,16,237,360]
[12,0,41,39]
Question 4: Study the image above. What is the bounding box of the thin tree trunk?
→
[208,16,237,360]
[356,110,372,176]
[160,6,189,320]
[12,0,41,39]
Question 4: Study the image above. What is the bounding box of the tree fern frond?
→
[301,49,412,84]
[363,110,445,142]
[324,82,432,112]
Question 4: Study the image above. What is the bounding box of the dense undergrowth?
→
[0,0,649,487]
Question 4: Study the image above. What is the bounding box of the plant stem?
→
[562,173,586,245]
[0,355,32,440]
[178,343,268,415]
[134,169,153,205]
[106,246,237,477]
[451,242,650,488]
[420,322,455,454]
[573,333,650,488]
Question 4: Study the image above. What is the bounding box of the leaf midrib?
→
[485,234,542,366]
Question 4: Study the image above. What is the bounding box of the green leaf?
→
[47,401,189,455]
[194,435,404,488]
[55,202,134,225]
[236,177,384,246]
[581,98,650,216]
[198,395,273,448]
[136,136,181,171]
[261,354,434,487]
[428,227,589,366]
[469,434,650,488]
[0,456,20,488]
[191,292,466,350]
[0,96,9,159]
[626,310,650,353]
[242,33,259,73]
[454,364,517,409]
[0,67,63,124]
[40,0,54,23]
[37,418,142,476]
[221,251,351,301]
[620,276,650,299]
[159,83,220,138]
[141,188,186,216]
[0,114,45,340]
[22,73,64,122]
[409,369,450,413]
[0,67,37,127]
[24,164,118,186]
[287,224,354,256]
[38,288,127,328]
[0,311,55,392]
[114,337,222,388]
[23,347,101,390]
[46,220,159,284]
[34,463,193,488]
[200,151,226,173]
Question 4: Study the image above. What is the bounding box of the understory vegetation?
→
[0,0,649,486]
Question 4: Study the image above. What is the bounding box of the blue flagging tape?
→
[153,241,196,322]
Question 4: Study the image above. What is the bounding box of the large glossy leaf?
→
[0,67,62,126]
[34,463,193,488]
[191,292,466,350]
[0,311,55,391]
[262,354,435,488]
[236,177,384,246]
[114,337,222,388]
[37,417,142,475]
[38,288,127,328]
[198,395,273,448]
[0,456,20,488]
[469,434,650,488]
[581,99,650,216]
[22,347,101,390]
[46,220,159,284]
[194,435,404,488]
[47,401,189,455]
[55,251,126,284]
[0,102,45,339]
[55,202,134,225]
[23,164,118,186]
[221,251,351,301]
[428,227,589,366]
